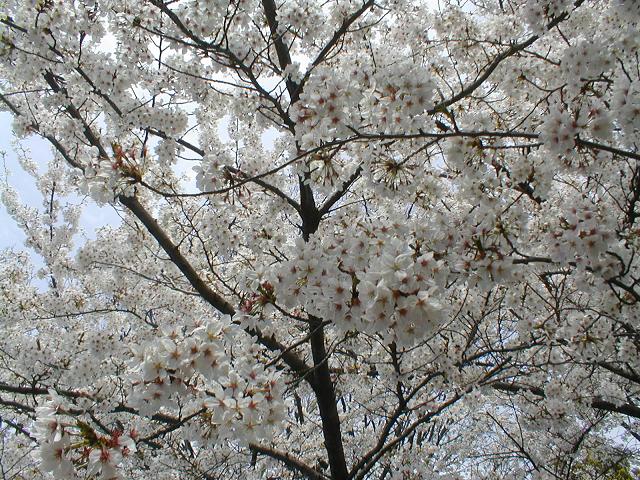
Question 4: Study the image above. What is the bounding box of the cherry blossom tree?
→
[0,0,639,478]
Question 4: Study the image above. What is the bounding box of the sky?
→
[0,112,121,255]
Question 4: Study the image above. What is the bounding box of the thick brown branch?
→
[117,196,313,380]
[309,1,374,71]
[577,137,640,161]
[147,127,205,157]
[598,362,640,384]
[0,397,35,413]
[318,165,363,217]
[7,77,313,384]
[0,91,83,171]
[491,381,640,419]
[118,195,235,315]
[0,382,84,398]
[226,166,301,214]
[428,1,585,115]
[261,0,300,103]
[0,415,36,441]
[250,443,328,480]
[249,328,313,382]
[42,70,110,160]
[308,319,349,480]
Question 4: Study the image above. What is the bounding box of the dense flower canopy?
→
[0,0,639,478]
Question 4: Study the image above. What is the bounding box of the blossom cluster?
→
[555,312,616,362]
[276,0,325,42]
[194,149,234,193]
[366,63,435,132]
[560,40,613,98]
[612,78,640,141]
[35,392,137,480]
[245,230,448,347]
[292,67,362,145]
[124,106,188,138]
[354,237,447,346]
[292,61,434,147]
[547,201,618,274]
[523,0,572,34]
[539,103,580,157]
[0,250,37,325]
[80,153,139,204]
[128,320,284,444]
